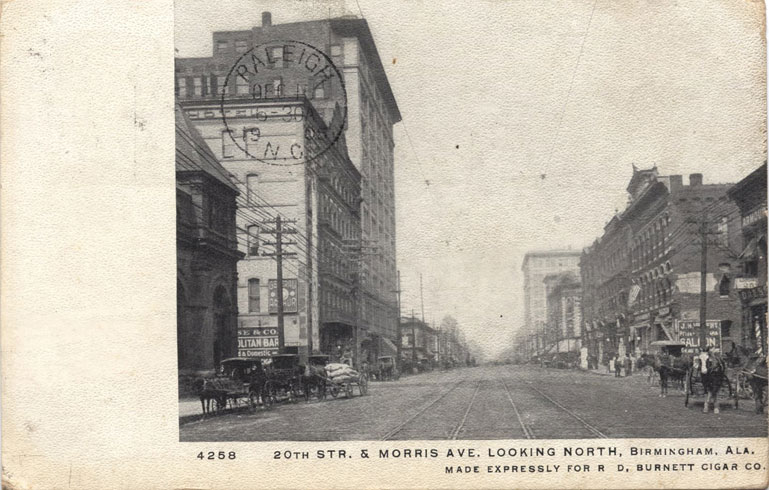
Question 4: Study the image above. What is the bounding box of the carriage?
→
[376,356,399,381]
[303,354,331,401]
[195,357,264,415]
[262,354,305,406]
[324,362,369,398]
[731,347,768,414]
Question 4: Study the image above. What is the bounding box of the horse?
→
[692,350,727,414]
[652,354,691,397]
[636,354,658,385]
[192,378,226,416]
[302,364,327,401]
[732,345,768,414]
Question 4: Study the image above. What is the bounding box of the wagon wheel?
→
[290,381,302,403]
[262,381,275,408]
[328,383,339,398]
[359,375,368,396]
[344,383,354,398]
[738,372,754,400]
[248,391,259,411]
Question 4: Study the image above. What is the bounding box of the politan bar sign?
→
[237,326,279,358]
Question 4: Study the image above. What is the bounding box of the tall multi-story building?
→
[175,12,401,364]
[520,249,581,358]
[177,94,360,363]
[581,166,743,364]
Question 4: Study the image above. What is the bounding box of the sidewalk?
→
[179,397,205,425]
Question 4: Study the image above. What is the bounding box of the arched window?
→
[718,275,731,298]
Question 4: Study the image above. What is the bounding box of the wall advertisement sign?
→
[268,279,298,313]
[237,327,279,358]
[676,320,722,353]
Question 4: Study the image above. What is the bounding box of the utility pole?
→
[343,238,380,368]
[420,273,425,323]
[411,309,417,369]
[393,270,403,371]
[698,216,709,350]
[262,216,297,355]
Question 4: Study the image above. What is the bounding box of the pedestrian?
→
[625,354,632,377]
[615,355,623,377]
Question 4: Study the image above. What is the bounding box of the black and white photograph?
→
[3,0,769,488]
[173,0,768,442]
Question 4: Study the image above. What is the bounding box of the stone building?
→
[728,162,767,356]
[176,104,242,379]
[581,166,743,364]
[519,249,581,359]
[175,12,401,364]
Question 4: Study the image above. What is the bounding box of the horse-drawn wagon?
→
[376,356,399,381]
[731,346,768,414]
[324,362,368,398]
[262,354,305,406]
[684,349,738,413]
[194,357,264,415]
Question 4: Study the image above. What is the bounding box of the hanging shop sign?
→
[739,284,767,302]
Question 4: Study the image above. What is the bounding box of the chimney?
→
[689,173,703,186]
[262,11,272,27]
[669,174,683,192]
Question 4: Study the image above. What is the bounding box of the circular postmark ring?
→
[220,40,347,167]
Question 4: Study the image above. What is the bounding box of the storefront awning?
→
[739,234,765,260]
[381,337,398,356]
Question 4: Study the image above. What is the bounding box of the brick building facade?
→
[581,166,743,365]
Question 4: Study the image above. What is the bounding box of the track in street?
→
[380,379,467,440]
[180,365,768,441]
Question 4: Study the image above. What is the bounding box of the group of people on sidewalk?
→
[608,353,634,377]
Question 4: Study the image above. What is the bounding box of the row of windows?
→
[322,283,353,316]
[631,214,672,269]
[176,75,329,100]
[216,39,250,54]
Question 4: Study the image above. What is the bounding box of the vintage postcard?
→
[2,0,768,488]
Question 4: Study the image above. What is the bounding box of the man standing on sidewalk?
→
[615,355,623,377]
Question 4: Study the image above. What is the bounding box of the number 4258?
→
[197,451,236,460]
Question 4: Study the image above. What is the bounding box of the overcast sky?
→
[176,0,766,358]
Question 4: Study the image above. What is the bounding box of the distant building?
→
[400,316,437,370]
[728,162,767,356]
[520,250,581,358]
[544,271,582,355]
[175,12,401,365]
[581,166,743,364]
[176,104,243,378]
